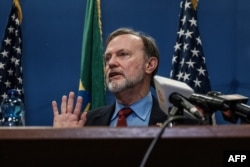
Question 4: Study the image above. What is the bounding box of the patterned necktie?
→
[117,108,132,127]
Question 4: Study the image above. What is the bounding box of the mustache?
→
[107,70,124,78]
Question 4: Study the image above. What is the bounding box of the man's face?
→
[104,34,147,93]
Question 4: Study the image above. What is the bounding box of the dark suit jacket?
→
[85,96,168,126]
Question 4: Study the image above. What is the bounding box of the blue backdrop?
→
[0,0,250,125]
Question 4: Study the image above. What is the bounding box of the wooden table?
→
[0,125,250,167]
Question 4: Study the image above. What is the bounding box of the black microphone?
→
[208,91,250,123]
[234,103,250,121]
[189,93,230,112]
[169,92,205,120]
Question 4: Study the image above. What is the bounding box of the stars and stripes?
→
[0,3,24,103]
[170,0,211,94]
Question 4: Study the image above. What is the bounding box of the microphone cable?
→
[139,115,187,167]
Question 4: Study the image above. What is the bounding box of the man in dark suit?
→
[52,28,168,127]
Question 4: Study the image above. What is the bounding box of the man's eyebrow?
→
[104,48,128,55]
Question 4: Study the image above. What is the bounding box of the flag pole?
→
[13,0,23,24]
[191,0,198,10]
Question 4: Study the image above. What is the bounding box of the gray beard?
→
[106,70,144,93]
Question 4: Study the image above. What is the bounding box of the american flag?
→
[170,0,211,94]
[0,3,24,103]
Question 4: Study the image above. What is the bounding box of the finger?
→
[61,95,67,113]
[79,111,87,126]
[52,101,59,116]
[67,92,75,113]
[73,96,83,116]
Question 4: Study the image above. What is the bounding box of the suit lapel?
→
[86,96,167,126]
[87,104,115,126]
[148,96,168,126]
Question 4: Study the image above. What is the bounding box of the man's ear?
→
[145,57,158,74]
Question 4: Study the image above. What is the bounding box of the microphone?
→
[189,93,230,112]
[153,75,206,122]
[153,75,194,115]
[169,92,205,120]
[208,91,250,123]
[234,103,250,122]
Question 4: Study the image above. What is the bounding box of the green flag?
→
[78,0,105,111]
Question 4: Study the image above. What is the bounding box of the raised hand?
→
[52,91,87,128]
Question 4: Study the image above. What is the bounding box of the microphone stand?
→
[168,105,207,126]
[140,105,207,167]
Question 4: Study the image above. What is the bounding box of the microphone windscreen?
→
[154,75,194,115]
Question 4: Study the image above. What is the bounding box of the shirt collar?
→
[111,92,152,121]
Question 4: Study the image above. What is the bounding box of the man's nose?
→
[106,56,118,67]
